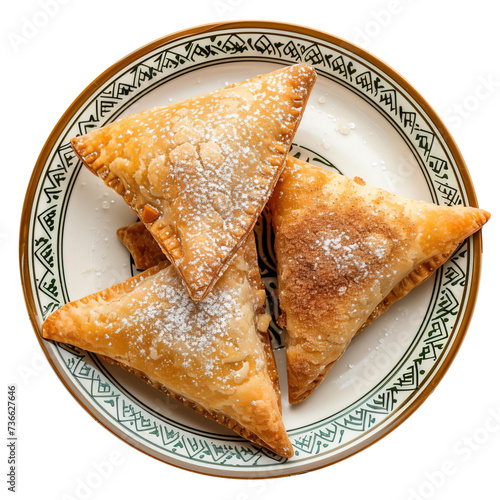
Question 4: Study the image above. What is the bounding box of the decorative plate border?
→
[20,21,483,478]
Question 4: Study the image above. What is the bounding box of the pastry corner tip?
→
[480,207,491,223]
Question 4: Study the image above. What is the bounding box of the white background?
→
[2,0,499,499]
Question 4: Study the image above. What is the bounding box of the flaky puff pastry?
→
[42,236,293,458]
[269,157,490,404]
[71,64,316,301]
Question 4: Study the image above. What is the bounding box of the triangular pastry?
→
[269,157,490,404]
[42,236,293,457]
[117,221,169,270]
[71,64,316,301]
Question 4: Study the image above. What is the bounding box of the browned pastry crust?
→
[359,250,453,333]
[99,328,281,451]
[269,157,490,404]
[113,223,282,413]
[71,65,316,301]
[42,237,292,457]
[117,221,169,270]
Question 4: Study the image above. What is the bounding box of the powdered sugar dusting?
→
[87,64,316,298]
[94,262,265,392]
[315,228,392,284]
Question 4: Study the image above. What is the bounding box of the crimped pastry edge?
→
[287,250,458,404]
[70,64,317,302]
[99,328,292,458]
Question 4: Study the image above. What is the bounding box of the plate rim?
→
[19,19,484,478]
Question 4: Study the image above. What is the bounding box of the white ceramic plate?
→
[20,21,483,478]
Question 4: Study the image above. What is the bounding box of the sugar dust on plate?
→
[338,121,356,136]
[371,160,387,170]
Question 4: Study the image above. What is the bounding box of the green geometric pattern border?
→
[29,27,473,470]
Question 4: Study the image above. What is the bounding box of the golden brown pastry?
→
[117,221,168,269]
[269,157,490,404]
[42,236,292,457]
[71,65,317,301]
